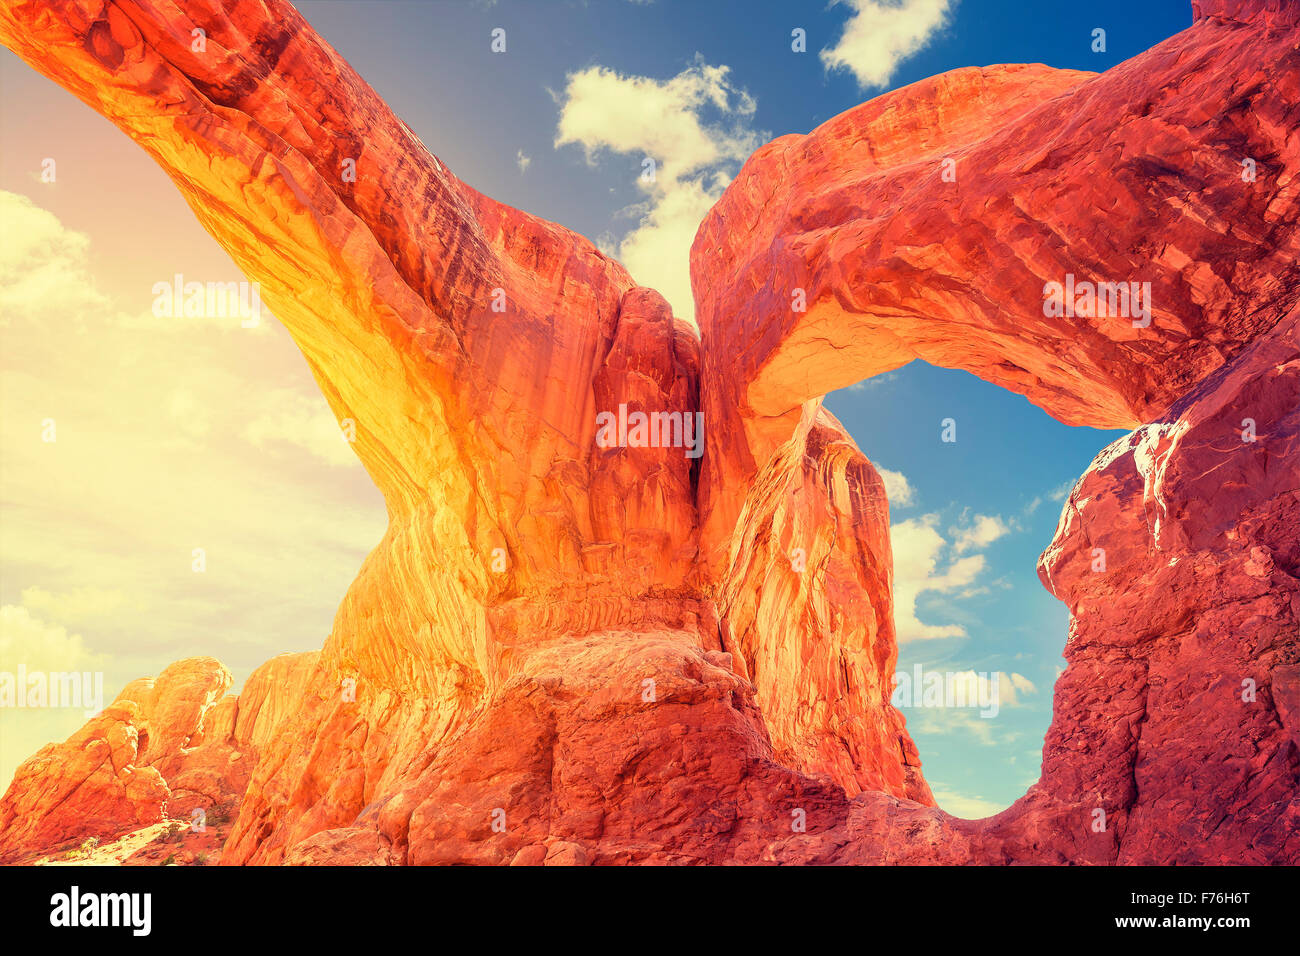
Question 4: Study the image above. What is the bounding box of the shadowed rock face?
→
[0,0,1295,864]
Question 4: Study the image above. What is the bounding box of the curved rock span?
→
[0,0,1296,864]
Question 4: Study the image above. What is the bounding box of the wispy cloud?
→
[242,390,362,467]
[877,466,916,507]
[1048,479,1074,502]
[929,786,1010,819]
[821,0,954,90]
[553,58,763,322]
[891,510,1016,641]
[847,369,903,392]
[18,586,140,626]
[0,191,388,788]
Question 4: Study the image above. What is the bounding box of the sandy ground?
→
[29,819,231,866]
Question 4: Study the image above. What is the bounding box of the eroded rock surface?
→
[0,0,1295,865]
[719,404,931,803]
[0,654,315,861]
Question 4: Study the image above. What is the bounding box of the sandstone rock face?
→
[0,702,170,863]
[297,629,860,866]
[0,654,315,862]
[0,0,731,860]
[0,658,227,861]
[0,0,1295,865]
[693,0,1300,574]
[719,403,930,803]
[1034,308,1300,864]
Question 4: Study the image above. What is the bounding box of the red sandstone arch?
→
[0,0,1295,864]
[688,0,1298,862]
[693,2,1300,573]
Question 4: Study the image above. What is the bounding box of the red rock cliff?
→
[0,0,1294,864]
[0,654,316,862]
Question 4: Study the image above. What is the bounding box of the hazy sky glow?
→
[1,0,1191,811]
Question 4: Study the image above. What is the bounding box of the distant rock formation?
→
[0,0,1294,864]
[0,654,316,861]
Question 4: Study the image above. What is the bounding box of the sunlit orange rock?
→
[0,658,227,861]
[690,0,1299,864]
[0,0,1295,865]
[0,701,169,863]
[719,404,931,802]
[0,654,316,862]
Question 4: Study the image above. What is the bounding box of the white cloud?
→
[515,149,531,173]
[0,191,269,335]
[1048,479,1074,502]
[820,0,953,91]
[950,513,1010,554]
[553,58,762,322]
[946,669,1036,708]
[0,192,388,789]
[19,586,138,626]
[892,514,981,640]
[554,60,757,176]
[877,466,915,507]
[0,194,104,325]
[242,390,359,467]
[891,510,1017,641]
[0,605,107,673]
[929,786,1009,819]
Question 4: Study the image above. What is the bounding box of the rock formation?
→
[0,0,1295,864]
[0,653,315,862]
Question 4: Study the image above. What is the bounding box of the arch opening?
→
[824,360,1127,816]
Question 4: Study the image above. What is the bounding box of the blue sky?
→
[827,368,1128,810]
[1,0,1196,811]
[293,0,1192,253]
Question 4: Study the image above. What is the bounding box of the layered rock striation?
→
[0,0,1295,864]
